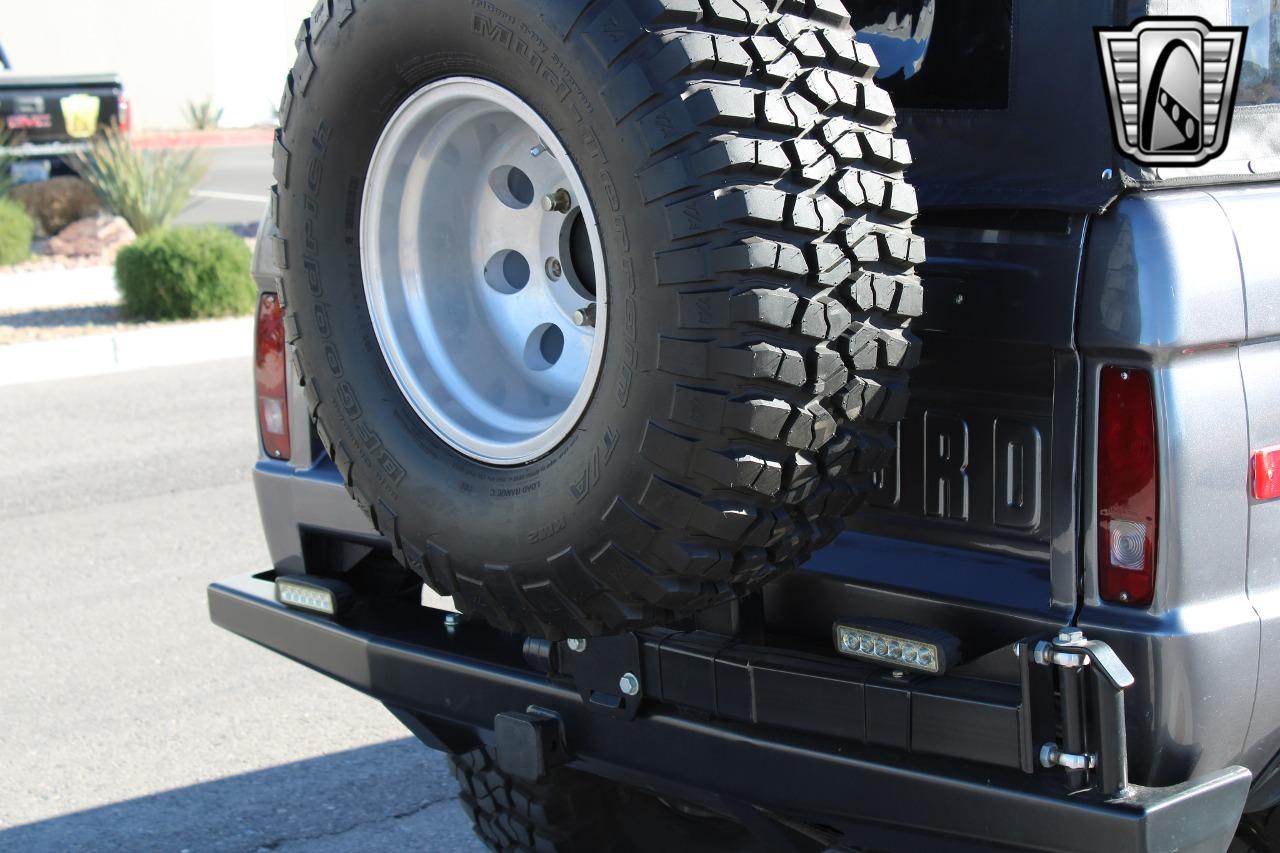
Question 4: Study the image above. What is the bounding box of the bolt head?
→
[443,612,461,627]
[1057,628,1085,645]
[1039,742,1061,769]
[566,638,587,653]
[541,188,571,213]
[618,672,640,696]
[546,258,562,280]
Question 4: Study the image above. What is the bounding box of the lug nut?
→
[572,304,597,327]
[541,188,571,213]
[546,257,563,280]
[618,672,641,696]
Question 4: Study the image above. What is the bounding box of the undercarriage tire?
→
[1233,806,1280,852]
[449,746,796,853]
[273,0,923,638]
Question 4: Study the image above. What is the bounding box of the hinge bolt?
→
[1056,628,1085,645]
[618,672,641,696]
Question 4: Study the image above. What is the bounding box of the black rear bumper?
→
[209,571,1249,853]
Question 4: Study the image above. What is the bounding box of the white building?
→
[3,0,314,130]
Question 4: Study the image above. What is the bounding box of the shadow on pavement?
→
[1,738,463,852]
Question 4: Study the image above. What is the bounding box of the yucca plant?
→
[68,127,207,235]
[185,98,224,131]
[0,130,21,199]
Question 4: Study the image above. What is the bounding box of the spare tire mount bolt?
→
[542,188,571,212]
[546,257,563,280]
[572,305,597,327]
[619,672,641,696]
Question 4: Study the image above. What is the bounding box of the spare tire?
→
[274,0,923,638]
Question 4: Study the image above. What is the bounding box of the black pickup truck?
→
[1,41,127,179]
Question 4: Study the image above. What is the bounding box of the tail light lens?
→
[1097,367,1158,606]
[1254,445,1280,502]
[255,293,290,460]
[117,93,132,134]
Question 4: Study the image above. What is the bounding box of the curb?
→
[130,128,276,150]
[0,317,252,387]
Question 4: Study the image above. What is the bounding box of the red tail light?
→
[1097,367,1158,606]
[117,93,132,134]
[255,293,290,460]
[1255,446,1280,502]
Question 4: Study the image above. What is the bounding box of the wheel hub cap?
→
[361,78,606,465]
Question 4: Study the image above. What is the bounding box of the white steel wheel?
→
[360,77,606,465]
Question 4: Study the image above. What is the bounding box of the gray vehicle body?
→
[248,178,1280,809]
[247,0,1280,815]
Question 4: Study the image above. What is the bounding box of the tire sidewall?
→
[281,0,661,564]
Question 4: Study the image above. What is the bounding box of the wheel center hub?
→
[360,78,606,465]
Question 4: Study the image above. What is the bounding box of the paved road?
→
[0,359,485,852]
[177,145,273,230]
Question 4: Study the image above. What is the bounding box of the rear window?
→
[854,0,1013,110]
[1234,0,1280,105]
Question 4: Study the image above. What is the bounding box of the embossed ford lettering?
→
[871,410,1043,531]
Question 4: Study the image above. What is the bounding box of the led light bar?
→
[274,575,354,616]
[832,620,961,675]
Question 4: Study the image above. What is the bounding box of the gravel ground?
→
[0,303,126,344]
[0,303,257,346]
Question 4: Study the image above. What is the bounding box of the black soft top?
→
[860,0,1280,212]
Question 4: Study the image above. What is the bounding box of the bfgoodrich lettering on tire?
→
[274,0,924,639]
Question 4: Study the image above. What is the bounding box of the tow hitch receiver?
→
[210,572,1252,853]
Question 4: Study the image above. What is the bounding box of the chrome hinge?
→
[1019,628,1135,796]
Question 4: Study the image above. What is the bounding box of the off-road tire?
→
[272,0,923,638]
[1234,806,1280,853]
[449,746,784,853]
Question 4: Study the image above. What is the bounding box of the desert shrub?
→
[68,127,206,235]
[185,98,224,131]
[12,176,101,236]
[0,129,20,199]
[0,198,34,266]
[115,226,253,320]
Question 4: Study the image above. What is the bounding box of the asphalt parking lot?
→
[0,358,485,852]
[177,145,274,230]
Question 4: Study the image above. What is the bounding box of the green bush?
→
[185,97,224,131]
[68,126,206,235]
[0,198,34,266]
[115,226,254,321]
